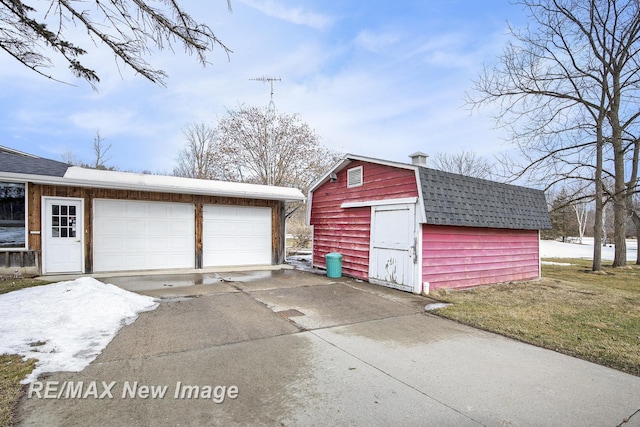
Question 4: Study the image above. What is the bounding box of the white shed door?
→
[93,200,195,272]
[369,203,416,292]
[203,205,272,267]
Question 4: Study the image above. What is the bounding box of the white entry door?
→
[369,203,416,292]
[43,198,83,274]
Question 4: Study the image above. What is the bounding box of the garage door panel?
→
[148,220,168,235]
[123,203,145,217]
[125,220,146,235]
[171,221,191,234]
[99,202,122,216]
[95,218,122,234]
[94,200,195,272]
[127,239,146,251]
[148,236,168,249]
[170,236,192,249]
[100,236,124,250]
[203,205,272,267]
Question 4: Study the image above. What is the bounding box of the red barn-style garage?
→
[307,153,551,294]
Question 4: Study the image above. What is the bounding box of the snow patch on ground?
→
[424,303,450,311]
[541,261,574,266]
[540,238,637,261]
[0,277,158,383]
[287,254,318,273]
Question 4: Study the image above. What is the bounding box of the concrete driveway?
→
[16,269,640,426]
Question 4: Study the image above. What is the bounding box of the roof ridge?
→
[0,145,39,158]
[419,166,544,192]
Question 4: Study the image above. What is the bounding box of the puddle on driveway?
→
[104,273,230,291]
[101,270,308,299]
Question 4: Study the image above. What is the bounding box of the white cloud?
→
[69,110,140,135]
[239,0,333,29]
[354,30,400,53]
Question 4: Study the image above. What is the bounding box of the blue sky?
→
[0,0,527,173]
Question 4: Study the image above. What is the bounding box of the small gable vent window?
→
[347,166,363,188]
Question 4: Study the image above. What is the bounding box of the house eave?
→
[0,169,305,203]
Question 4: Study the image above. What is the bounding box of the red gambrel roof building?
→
[307,153,551,294]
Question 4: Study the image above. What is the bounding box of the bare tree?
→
[546,188,578,242]
[92,131,111,169]
[60,132,115,169]
[1,1,232,87]
[174,123,220,179]
[468,0,640,270]
[431,150,493,179]
[216,105,340,192]
[573,200,589,245]
[61,147,78,165]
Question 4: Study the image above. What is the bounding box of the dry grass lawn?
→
[432,259,640,376]
[0,355,35,427]
[0,278,51,295]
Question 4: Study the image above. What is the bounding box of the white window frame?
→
[0,181,28,251]
[347,166,363,188]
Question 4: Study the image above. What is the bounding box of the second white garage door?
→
[203,205,272,267]
[93,199,195,272]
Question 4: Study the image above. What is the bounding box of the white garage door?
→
[93,199,195,272]
[203,205,272,267]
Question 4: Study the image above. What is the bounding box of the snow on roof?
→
[0,146,304,201]
[62,167,305,202]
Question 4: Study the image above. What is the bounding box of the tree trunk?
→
[610,73,627,268]
[634,214,640,265]
[612,191,628,267]
[593,124,604,271]
[593,192,603,271]
[612,142,627,266]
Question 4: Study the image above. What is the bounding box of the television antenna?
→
[250,76,281,110]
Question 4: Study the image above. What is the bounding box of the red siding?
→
[422,225,540,290]
[310,161,418,280]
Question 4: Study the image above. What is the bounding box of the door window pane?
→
[50,203,79,240]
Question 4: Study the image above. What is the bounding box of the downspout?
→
[416,221,426,295]
[538,230,542,279]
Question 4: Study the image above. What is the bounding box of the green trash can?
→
[325,252,343,278]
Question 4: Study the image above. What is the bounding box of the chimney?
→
[409,151,428,167]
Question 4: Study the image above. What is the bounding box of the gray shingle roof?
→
[418,167,552,230]
[0,147,69,177]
